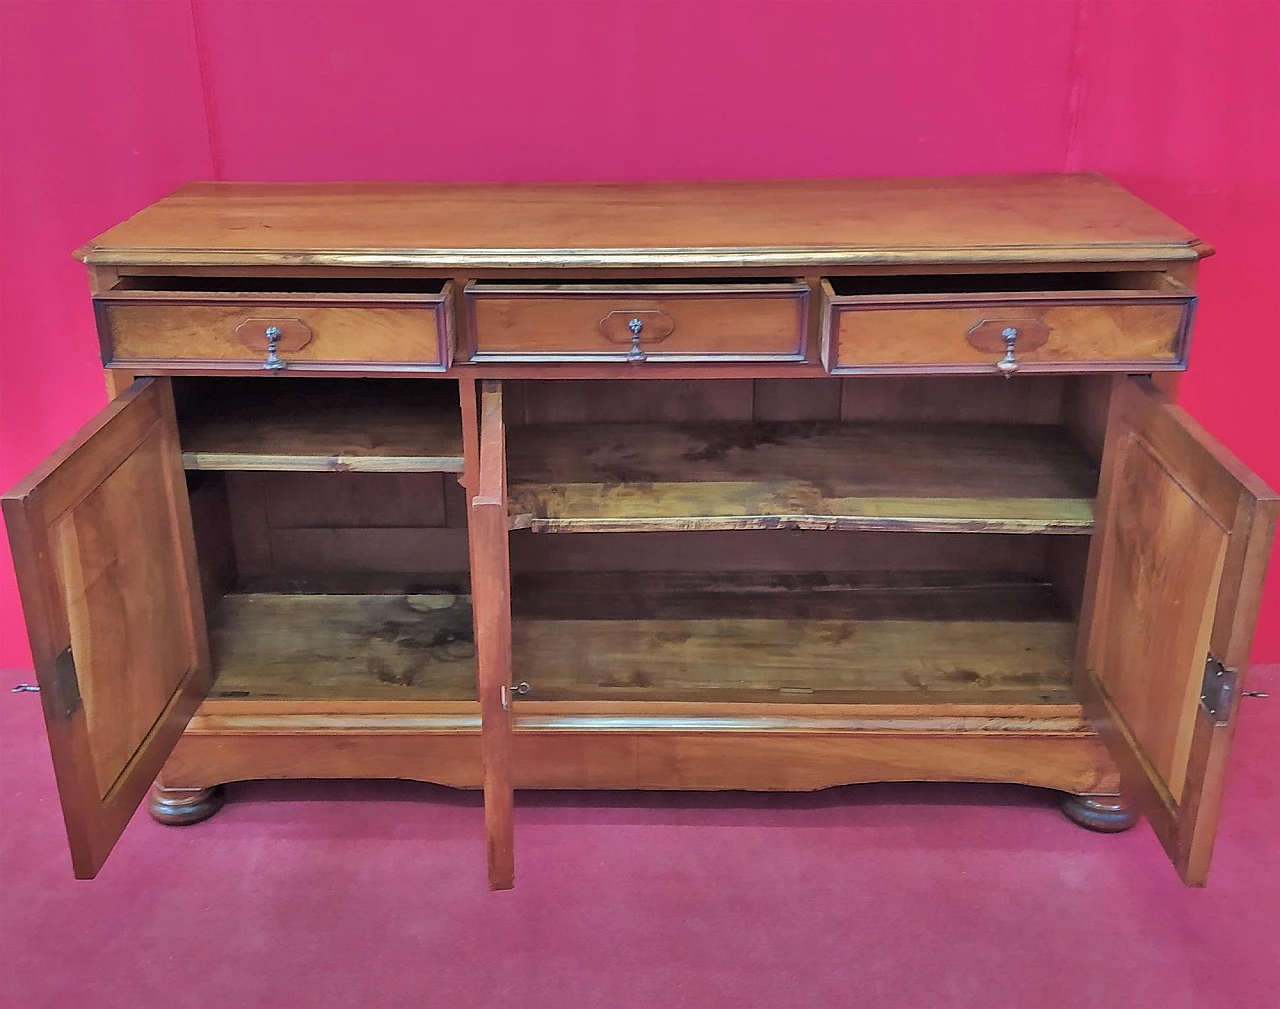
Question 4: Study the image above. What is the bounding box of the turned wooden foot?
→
[149,784,226,826]
[1061,792,1139,833]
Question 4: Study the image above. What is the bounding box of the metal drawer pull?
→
[997,326,1019,376]
[965,318,1048,374]
[263,325,286,371]
[627,318,646,362]
[598,309,675,357]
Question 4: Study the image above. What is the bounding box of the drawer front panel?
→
[100,296,451,371]
[827,296,1194,374]
[467,284,809,362]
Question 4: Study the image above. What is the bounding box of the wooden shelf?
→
[206,577,1077,705]
[177,380,465,473]
[209,593,476,700]
[507,421,1098,534]
[510,572,1077,704]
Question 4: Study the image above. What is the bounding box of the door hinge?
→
[1200,654,1237,725]
[50,645,82,722]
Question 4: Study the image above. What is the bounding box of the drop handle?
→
[996,327,1019,376]
[626,317,646,362]
[263,325,286,371]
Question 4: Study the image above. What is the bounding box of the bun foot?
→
[149,784,225,826]
[1061,792,1139,833]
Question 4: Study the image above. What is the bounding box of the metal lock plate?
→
[1200,655,1237,724]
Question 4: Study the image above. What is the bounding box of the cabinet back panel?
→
[217,470,469,593]
[263,472,454,529]
[838,376,1067,424]
[187,474,237,608]
[506,378,757,425]
[504,376,1088,428]
[510,530,1048,576]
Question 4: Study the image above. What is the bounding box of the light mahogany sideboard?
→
[4,176,1275,889]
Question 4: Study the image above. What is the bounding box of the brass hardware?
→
[627,318,646,362]
[501,681,531,711]
[1200,654,1238,724]
[50,645,81,721]
[996,326,1020,376]
[263,325,286,370]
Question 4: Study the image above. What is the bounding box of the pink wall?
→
[1067,1,1280,661]
[2,0,1277,665]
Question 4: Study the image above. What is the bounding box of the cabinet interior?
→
[177,374,1108,712]
[177,378,475,702]
[825,269,1176,296]
[109,274,449,295]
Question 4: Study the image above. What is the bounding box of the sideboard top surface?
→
[79,174,1207,270]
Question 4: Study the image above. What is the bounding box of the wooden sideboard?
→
[4,176,1275,889]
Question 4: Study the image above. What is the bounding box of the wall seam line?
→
[190,0,223,180]
[1063,0,1089,172]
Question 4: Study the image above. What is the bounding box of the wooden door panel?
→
[3,378,210,877]
[1079,376,1277,884]
[470,379,515,890]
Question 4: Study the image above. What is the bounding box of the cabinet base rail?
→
[153,723,1125,826]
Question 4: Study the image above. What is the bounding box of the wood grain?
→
[101,296,449,371]
[264,529,470,584]
[216,466,469,592]
[468,282,807,361]
[2,378,210,878]
[508,378,756,425]
[828,297,1191,373]
[78,176,1205,269]
[209,593,475,700]
[187,474,237,618]
[199,571,1076,707]
[1090,435,1227,801]
[509,530,1052,577]
[161,728,1118,797]
[838,375,1070,424]
[511,616,1074,705]
[176,379,464,472]
[507,421,1099,534]
[471,381,515,889]
[1077,376,1278,884]
[512,570,1070,622]
[263,471,449,528]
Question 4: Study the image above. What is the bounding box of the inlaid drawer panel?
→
[822,273,1195,375]
[466,281,809,362]
[96,281,453,372]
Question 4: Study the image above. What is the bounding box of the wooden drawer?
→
[96,280,454,372]
[822,273,1195,375]
[465,281,809,362]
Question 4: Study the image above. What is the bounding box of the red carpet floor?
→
[2,666,1278,1009]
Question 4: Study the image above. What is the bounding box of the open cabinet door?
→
[470,380,515,890]
[3,378,211,878]
[1079,376,1277,885]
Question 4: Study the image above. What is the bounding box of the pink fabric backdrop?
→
[2,0,1277,665]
